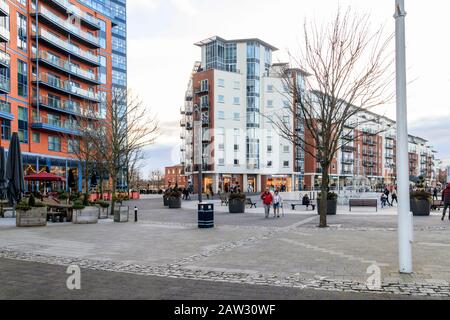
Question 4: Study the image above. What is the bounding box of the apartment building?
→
[180,36,439,193]
[0,0,115,191]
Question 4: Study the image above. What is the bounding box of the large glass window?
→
[17,60,28,97]
[1,120,11,140]
[17,12,27,51]
[48,135,61,152]
[99,56,107,84]
[18,107,28,143]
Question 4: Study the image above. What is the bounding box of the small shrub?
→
[28,194,36,207]
[72,204,86,210]
[167,191,182,198]
[229,193,246,201]
[58,193,68,200]
[410,190,431,201]
[82,193,90,206]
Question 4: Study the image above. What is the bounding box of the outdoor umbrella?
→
[6,133,24,206]
[24,172,66,182]
[0,147,6,214]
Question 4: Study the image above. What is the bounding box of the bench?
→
[245,198,256,208]
[431,200,444,211]
[0,207,15,218]
[290,202,316,211]
[349,199,378,212]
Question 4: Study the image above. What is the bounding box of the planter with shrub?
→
[72,201,99,224]
[16,195,47,227]
[96,201,110,219]
[317,192,338,215]
[167,191,182,209]
[410,176,431,216]
[113,205,129,222]
[228,193,246,214]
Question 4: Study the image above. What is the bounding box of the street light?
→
[194,104,203,203]
[394,0,413,273]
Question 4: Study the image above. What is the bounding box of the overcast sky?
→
[127,0,450,177]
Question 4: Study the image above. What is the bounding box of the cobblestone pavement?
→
[0,198,449,299]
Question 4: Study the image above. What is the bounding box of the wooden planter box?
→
[317,199,337,216]
[168,197,181,209]
[16,207,47,227]
[131,192,140,200]
[229,199,245,214]
[72,207,99,224]
[114,205,129,222]
[410,199,431,216]
[98,206,110,219]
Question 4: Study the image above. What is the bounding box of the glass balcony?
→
[33,28,99,66]
[49,0,102,30]
[0,25,9,43]
[0,50,10,68]
[33,6,100,48]
[33,73,100,102]
[33,95,100,119]
[33,51,99,84]
[32,116,81,136]
[0,100,13,120]
[0,74,10,94]
[0,0,9,16]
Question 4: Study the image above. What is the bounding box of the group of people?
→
[380,187,398,208]
[260,188,283,218]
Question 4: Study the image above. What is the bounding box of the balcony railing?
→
[0,74,10,93]
[342,170,353,175]
[0,50,10,68]
[385,143,394,149]
[33,51,99,83]
[0,100,13,120]
[0,0,9,16]
[342,145,355,153]
[33,73,100,102]
[194,85,209,94]
[0,25,10,42]
[33,95,101,119]
[341,158,354,164]
[49,0,102,30]
[33,6,100,47]
[34,28,99,65]
[32,116,81,135]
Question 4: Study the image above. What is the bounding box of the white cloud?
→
[128,0,160,11]
[169,0,197,16]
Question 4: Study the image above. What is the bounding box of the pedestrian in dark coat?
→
[441,183,450,221]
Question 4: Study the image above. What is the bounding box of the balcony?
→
[0,0,9,16]
[32,51,99,85]
[194,85,209,95]
[201,102,210,111]
[33,6,100,48]
[385,143,394,149]
[342,170,353,175]
[33,95,101,119]
[0,50,10,68]
[341,158,354,164]
[342,145,355,153]
[47,0,102,30]
[0,100,14,120]
[363,161,375,167]
[32,116,81,136]
[33,28,99,66]
[363,139,376,146]
[0,25,9,43]
[33,73,100,102]
[180,120,186,127]
[0,74,10,94]
[341,133,354,140]
[385,153,394,159]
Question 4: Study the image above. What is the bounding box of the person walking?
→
[433,187,438,201]
[261,188,273,219]
[384,187,392,206]
[380,193,388,209]
[273,190,282,218]
[391,188,398,205]
[441,183,450,221]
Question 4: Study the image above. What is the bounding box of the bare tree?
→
[269,8,394,228]
[92,88,159,220]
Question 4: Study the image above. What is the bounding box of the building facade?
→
[164,164,187,189]
[0,0,118,191]
[180,36,438,193]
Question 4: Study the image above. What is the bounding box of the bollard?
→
[134,206,138,222]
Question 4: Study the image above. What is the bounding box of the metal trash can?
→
[198,203,214,229]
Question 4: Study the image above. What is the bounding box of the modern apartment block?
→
[180,36,305,193]
[180,35,438,193]
[0,0,116,191]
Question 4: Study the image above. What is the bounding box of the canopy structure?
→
[24,172,66,182]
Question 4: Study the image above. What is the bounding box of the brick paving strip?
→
[1,247,449,298]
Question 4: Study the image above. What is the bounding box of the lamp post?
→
[394,0,413,273]
[194,104,203,203]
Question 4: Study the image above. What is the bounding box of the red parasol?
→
[24,172,66,182]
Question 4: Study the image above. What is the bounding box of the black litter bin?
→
[198,203,214,229]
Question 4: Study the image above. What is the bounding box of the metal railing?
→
[0,25,10,42]
[0,0,9,16]
[0,100,11,113]
[50,0,102,29]
[0,74,10,92]
[32,116,80,131]
[0,50,10,67]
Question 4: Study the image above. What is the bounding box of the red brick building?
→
[164,164,187,189]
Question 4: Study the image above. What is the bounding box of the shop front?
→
[247,174,258,193]
[262,175,292,192]
[218,174,243,193]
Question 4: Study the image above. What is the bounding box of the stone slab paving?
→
[0,197,449,299]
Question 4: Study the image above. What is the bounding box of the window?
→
[17,60,28,97]
[17,13,27,51]
[267,85,274,92]
[68,139,79,153]
[1,120,11,140]
[234,159,239,166]
[233,112,240,121]
[200,79,208,91]
[218,79,225,87]
[234,144,239,151]
[218,144,224,150]
[233,97,240,105]
[267,100,273,108]
[283,161,289,167]
[283,100,290,108]
[18,107,28,143]
[218,111,225,119]
[233,81,240,89]
[267,161,273,168]
[48,136,61,152]
[218,158,225,166]
[283,145,290,153]
[234,128,240,136]
[218,95,225,103]
[267,145,273,153]
[32,132,40,143]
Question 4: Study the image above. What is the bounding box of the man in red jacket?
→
[261,188,273,219]
[441,183,450,221]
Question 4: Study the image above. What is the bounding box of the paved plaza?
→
[0,196,449,299]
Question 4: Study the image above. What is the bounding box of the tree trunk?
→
[111,173,117,221]
[319,164,330,228]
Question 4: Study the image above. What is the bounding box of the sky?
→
[126,0,450,177]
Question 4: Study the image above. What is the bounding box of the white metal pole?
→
[394,0,413,273]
